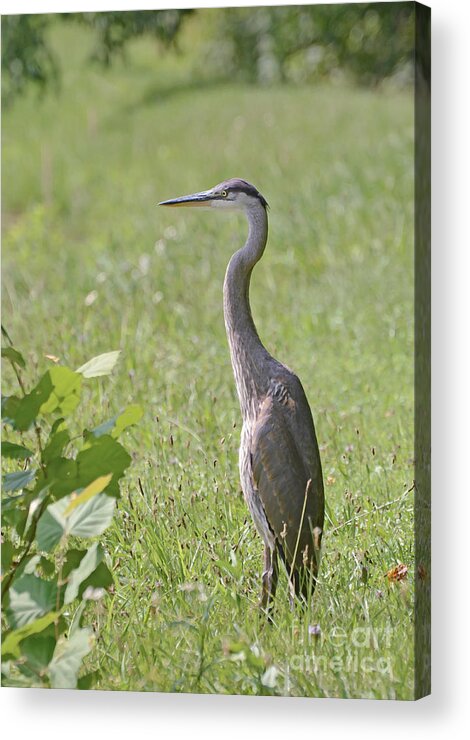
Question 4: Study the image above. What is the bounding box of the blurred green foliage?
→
[74,10,194,66]
[1,14,60,103]
[216,3,414,84]
[1,10,193,104]
[2,3,415,104]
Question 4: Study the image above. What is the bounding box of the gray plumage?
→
[159,178,325,614]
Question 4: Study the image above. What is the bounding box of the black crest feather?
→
[217,178,269,209]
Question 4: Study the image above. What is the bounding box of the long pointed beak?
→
[158,189,214,208]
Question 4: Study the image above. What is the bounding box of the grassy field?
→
[2,22,415,698]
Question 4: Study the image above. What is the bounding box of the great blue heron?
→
[159,178,324,614]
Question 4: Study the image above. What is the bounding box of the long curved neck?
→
[223,202,271,419]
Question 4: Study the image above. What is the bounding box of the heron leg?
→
[260,545,278,620]
[290,561,318,607]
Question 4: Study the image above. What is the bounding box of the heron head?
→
[158,178,268,212]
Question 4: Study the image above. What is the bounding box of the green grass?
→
[2,22,415,698]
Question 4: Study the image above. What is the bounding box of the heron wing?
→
[250,375,324,570]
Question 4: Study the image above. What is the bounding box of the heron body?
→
[159,178,325,612]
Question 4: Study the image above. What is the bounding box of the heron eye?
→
[221,190,228,198]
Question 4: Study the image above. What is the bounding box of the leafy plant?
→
[214,3,415,85]
[75,10,194,66]
[1,10,193,104]
[1,14,60,105]
[1,333,142,688]
[2,5,415,106]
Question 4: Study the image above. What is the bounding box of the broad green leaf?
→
[42,428,70,464]
[110,403,143,437]
[2,367,77,430]
[62,549,87,579]
[64,542,103,604]
[68,493,116,538]
[2,373,53,431]
[91,404,143,439]
[37,493,116,551]
[1,612,60,658]
[40,366,82,416]
[36,498,68,551]
[2,346,26,369]
[2,441,33,460]
[76,350,121,378]
[64,474,113,515]
[45,457,78,500]
[77,670,100,690]
[48,627,94,689]
[2,468,36,492]
[75,435,131,497]
[1,395,21,427]
[45,435,130,500]
[20,629,56,671]
[7,574,58,628]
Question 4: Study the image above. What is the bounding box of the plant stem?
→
[6,356,48,478]
[1,497,49,601]
[2,350,51,600]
